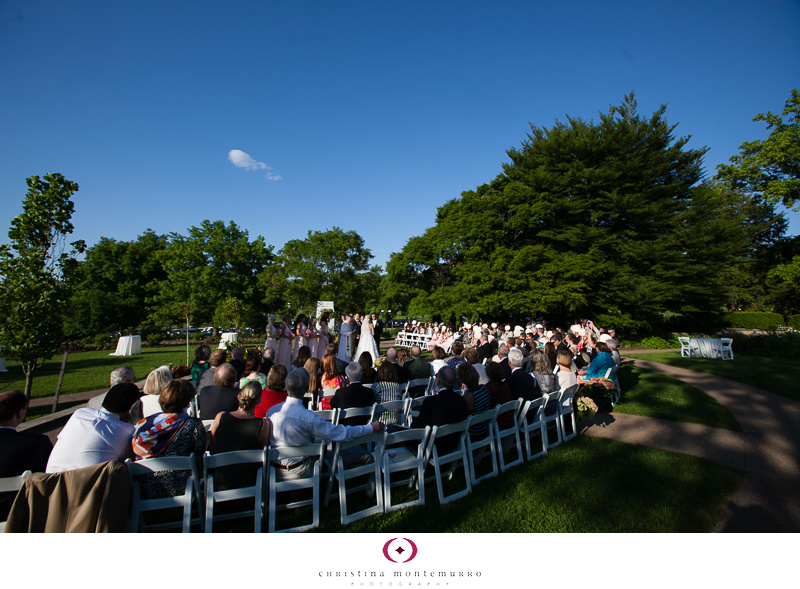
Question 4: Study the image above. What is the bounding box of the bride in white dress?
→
[354,315,380,364]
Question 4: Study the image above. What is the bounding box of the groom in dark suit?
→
[350,314,362,358]
[372,313,384,344]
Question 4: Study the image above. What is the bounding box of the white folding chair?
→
[720,338,734,360]
[381,426,430,513]
[404,377,434,397]
[494,399,524,471]
[0,470,31,533]
[337,406,375,426]
[323,432,385,525]
[678,336,692,358]
[542,391,562,450]
[404,397,426,425]
[466,407,500,486]
[127,454,203,533]
[425,418,473,505]
[558,384,579,442]
[203,448,267,533]
[371,399,409,427]
[519,397,548,461]
[267,442,326,533]
[313,408,340,425]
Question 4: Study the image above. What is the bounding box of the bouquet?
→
[576,396,599,420]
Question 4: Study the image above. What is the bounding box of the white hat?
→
[545,330,553,339]
[535,323,543,329]
[412,320,417,325]
[482,323,488,329]
[491,323,497,329]
[505,325,511,331]
[473,325,482,333]
[578,328,586,337]
[570,324,581,334]
[599,334,612,343]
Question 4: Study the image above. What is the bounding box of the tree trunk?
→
[24,369,34,403]
[52,345,69,414]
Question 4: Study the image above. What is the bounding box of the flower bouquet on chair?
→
[577,377,616,413]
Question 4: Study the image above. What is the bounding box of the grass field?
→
[211,436,739,533]
[623,352,800,403]
[0,348,190,398]
[613,363,741,430]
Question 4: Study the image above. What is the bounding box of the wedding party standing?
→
[276,314,294,369]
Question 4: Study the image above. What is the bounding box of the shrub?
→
[789,316,800,330]
[728,332,800,360]
[723,312,784,331]
[146,334,162,348]
[92,334,110,350]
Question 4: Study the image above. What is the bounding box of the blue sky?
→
[1,0,798,270]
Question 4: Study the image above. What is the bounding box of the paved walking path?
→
[582,356,800,532]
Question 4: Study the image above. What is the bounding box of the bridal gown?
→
[354,321,380,364]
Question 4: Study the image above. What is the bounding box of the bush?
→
[728,332,800,360]
[92,334,110,350]
[146,334,162,348]
[623,335,681,349]
[723,312,785,331]
[789,316,800,330]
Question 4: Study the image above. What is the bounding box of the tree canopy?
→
[386,93,754,329]
[716,88,800,210]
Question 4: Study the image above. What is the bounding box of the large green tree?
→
[387,94,750,329]
[64,230,168,337]
[149,220,274,328]
[264,228,376,316]
[0,174,85,399]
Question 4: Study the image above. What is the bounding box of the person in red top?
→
[254,364,289,418]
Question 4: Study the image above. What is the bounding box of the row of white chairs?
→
[393,331,432,350]
[678,336,733,360]
[124,383,581,532]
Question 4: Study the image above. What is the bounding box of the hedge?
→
[722,312,785,331]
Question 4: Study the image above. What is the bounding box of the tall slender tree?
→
[0,174,85,400]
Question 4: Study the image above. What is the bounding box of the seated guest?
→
[528,348,557,394]
[358,352,377,384]
[411,366,467,455]
[196,349,227,394]
[497,344,512,380]
[579,341,616,380]
[327,342,350,376]
[430,345,448,375]
[446,340,467,389]
[240,349,267,390]
[330,362,375,426]
[198,363,240,420]
[208,381,270,491]
[607,338,621,367]
[385,347,410,384]
[543,341,558,373]
[229,347,247,381]
[47,383,142,473]
[404,345,433,397]
[304,357,322,408]
[321,353,345,391]
[485,362,514,428]
[140,365,173,418]
[371,361,403,426]
[261,347,276,376]
[87,366,142,424]
[191,345,212,382]
[254,364,289,418]
[131,380,206,499]
[505,348,539,402]
[267,369,383,481]
[0,390,53,520]
[556,350,578,390]
[463,346,488,385]
[455,362,491,439]
[291,345,312,370]
[476,331,493,363]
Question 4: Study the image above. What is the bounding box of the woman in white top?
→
[354,315,380,363]
[317,311,330,360]
[292,313,308,362]
[556,349,578,390]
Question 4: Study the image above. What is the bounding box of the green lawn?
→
[613,363,742,430]
[623,352,800,403]
[303,436,739,533]
[0,348,190,399]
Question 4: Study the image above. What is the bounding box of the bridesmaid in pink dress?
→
[276,314,294,369]
[307,318,319,358]
[292,313,308,362]
[317,311,330,359]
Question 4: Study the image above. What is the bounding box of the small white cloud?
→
[265,168,282,181]
[228,149,267,171]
